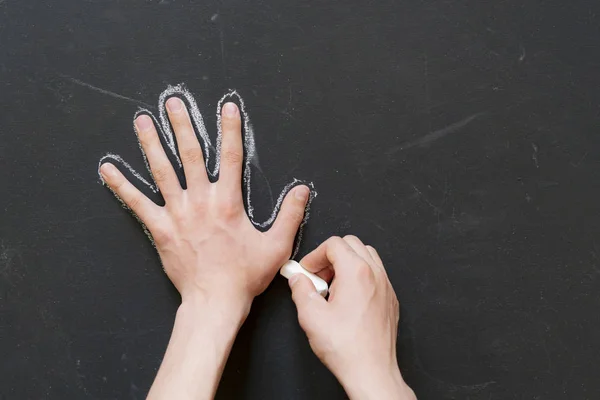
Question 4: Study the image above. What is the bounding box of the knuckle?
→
[171,208,188,224]
[191,197,208,212]
[221,149,243,165]
[180,148,203,165]
[327,236,349,255]
[286,208,305,224]
[137,131,154,147]
[343,234,360,243]
[152,165,170,183]
[127,194,142,211]
[327,236,344,247]
[111,177,125,191]
[150,225,171,245]
[291,287,303,304]
[217,197,241,218]
[343,235,365,249]
[356,261,374,280]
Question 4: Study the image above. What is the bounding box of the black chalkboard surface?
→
[2,1,600,399]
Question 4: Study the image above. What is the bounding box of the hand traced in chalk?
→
[97,85,316,297]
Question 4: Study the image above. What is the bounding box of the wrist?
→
[339,365,415,400]
[178,290,252,333]
[148,290,252,400]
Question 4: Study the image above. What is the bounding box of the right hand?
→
[289,236,416,400]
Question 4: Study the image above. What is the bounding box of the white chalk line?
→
[98,153,157,193]
[59,74,154,109]
[98,84,317,258]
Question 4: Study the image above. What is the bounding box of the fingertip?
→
[166,97,184,113]
[135,114,153,132]
[290,273,310,291]
[222,102,239,118]
[100,162,118,181]
[294,185,310,203]
[290,274,321,304]
[288,273,301,288]
[269,186,309,243]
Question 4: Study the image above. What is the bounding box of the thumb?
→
[269,185,310,247]
[289,274,327,330]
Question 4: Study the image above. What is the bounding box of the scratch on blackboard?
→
[219,27,226,77]
[59,74,154,109]
[412,184,442,214]
[423,52,432,135]
[571,151,588,168]
[62,213,124,225]
[388,112,486,155]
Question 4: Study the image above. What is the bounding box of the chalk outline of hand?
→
[97,84,317,258]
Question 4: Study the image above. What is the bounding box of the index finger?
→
[299,236,365,280]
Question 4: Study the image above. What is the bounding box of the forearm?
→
[147,295,250,400]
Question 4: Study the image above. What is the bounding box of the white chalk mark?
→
[519,45,526,62]
[59,75,153,109]
[388,112,486,154]
[97,154,157,246]
[531,142,539,168]
[98,85,317,258]
[253,165,275,209]
[97,153,157,193]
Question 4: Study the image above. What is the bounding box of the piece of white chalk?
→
[280,260,329,297]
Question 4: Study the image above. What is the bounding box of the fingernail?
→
[166,97,183,113]
[135,115,153,131]
[294,185,309,201]
[100,163,117,179]
[223,102,238,117]
[288,274,299,288]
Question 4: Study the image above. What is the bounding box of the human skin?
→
[289,236,417,400]
[100,97,310,400]
[100,96,415,399]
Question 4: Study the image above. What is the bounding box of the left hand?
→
[100,97,309,312]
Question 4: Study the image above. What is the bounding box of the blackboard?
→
[2,1,600,399]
